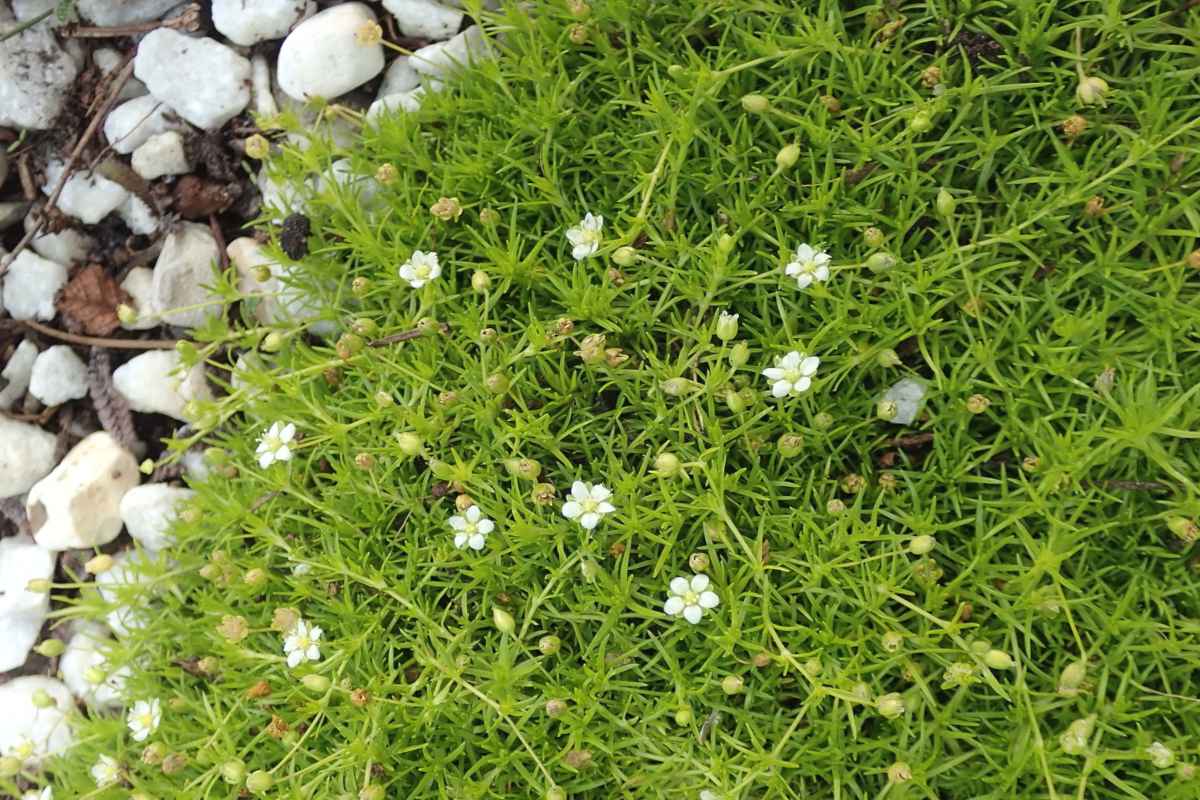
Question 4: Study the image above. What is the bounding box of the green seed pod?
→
[246,770,273,794]
[350,318,378,337]
[117,303,138,326]
[261,331,285,352]
[612,246,637,267]
[777,433,804,457]
[877,692,906,719]
[30,689,54,708]
[545,699,568,718]
[34,639,65,657]
[813,411,834,430]
[867,252,897,273]
[485,372,510,394]
[492,607,516,636]
[721,675,744,695]
[360,785,386,800]
[221,759,246,785]
[688,552,710,572]
[395,432,422,457]
[538,635,561,655]
[909,110,933,133]
[374,391,394,408]
[659,377,697,396]
[674,706,694,725]
[741,94,770,113]
[908,535,935,555]
[984,649,1014,670]
[546,787,567,800]
[863,226,886,248]
[471,270,492,292]
[301,674,331,693]
[723,388,746,414]
[351,277,371,297]
[715,311,739,342]
[479,207,500,225]
[175,339,198,365]
[503,458,542,481]
[877,348,901,368]
[1057,660,1087,696]
[653,452,682,478]
[336,334,364,360]
[935,188,956,218]
[775,144,801,170]
[729,342,750,369]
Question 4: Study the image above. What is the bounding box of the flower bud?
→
[612,246,637,267]
[243,567,268,587]
[1168,516,1199,543]
[820,94,841,114]
[485,372,510,394]
[688,552,710,572]
[1076,76,1109,106]
[246,770,273,794]
[729,341,750,368]
[531,482,557,505]
[351,277,371,297]
[538,635,561,655]
[31,689,53,709]
[881,631,903,653]
[395,432,422,457]
[653,452,682,478]
[908,535,935,555]
[375,163,398,184]
[471,270,491,292]
[117,303,139,325]
[336,333,364,360]
[777,433,804,457]
[867,252,897,273]
[826,498,846,514]
[1188,249,1200,269]
[775,144,800,171]
[966,394,990,414]
[1084,195,1105,218]
[723,388,746,414]
[564,749,592,769]
[34,638,65,657]
[579,558,601,581]
[244,134,270,160]
[887,761,913,783]
[161,752,187,774]
[877,692,906,719]
[1057,660,1087,696]
[715,311,739,342]
[1060,715,1095,755]
[502,458,541,481]
[85,553,115,574]
[545,698,568,718]
[876,348,901,368]
[479,207,500,225]
[360,786,386,800]
[576,333,607,364]
[935,188,956,218]
[909,110,933,133]
[567,23,588,44]
[139,457,156,475]
[221,759,246,784]
[492,607,516,636]
[301,674,331,693]
[740,94,770,113]
[721,675,744,695]
[1148,741,1175,769]
[984,649,1014,670]
[1062,114,1087,140]
[659,377,697,396]
[674,706,693,725]
[84,665,107,684]
[430,196,463,222]
[546,787,567,800]
[863,227,886,248]
[217,614,249,643]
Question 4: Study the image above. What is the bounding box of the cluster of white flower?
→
[283,618,324,668]
[450,504,495,550]
[256,421,296,468]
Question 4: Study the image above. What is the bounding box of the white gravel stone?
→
[0,4,79,129]
[118,266,159,330]
[112,350,213,420]
[151,221,223,328]
[0,676,74,767]
[410,25,491,79]
[0,416,56,498]
[277,2,384,101]
[28,346,88,407]
[882,378,928,426]
[0,535,55,673]
[257,166,303,222]
[212,0,311,46]
[42,159,128,225]
[26,432,139,551]
[60,621,129,710]
[251,53,278,117]
[76,0,178,26]
[25,211,94,265]
[95,550,154,637]
[93,47,147,101]
[0,339,39,411]
[117,194,160,235]
[135,29,252,129]
[382,0,464,41]
[379,56,422,97]
[367,88,427,124]
[104,95,186,156]
[119,483,194,552]
[1,250,68,322]
[131,130,190,180]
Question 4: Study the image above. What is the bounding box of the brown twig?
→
[0,58,136,277]
[369,323,451,347]
[21,319,178,350]
[209,214,230,270]
[60,4,201,38]
[891,432,934,449]
[0,405,59,424]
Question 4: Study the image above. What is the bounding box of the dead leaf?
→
[57,263,130,335]
[173,175,238,219]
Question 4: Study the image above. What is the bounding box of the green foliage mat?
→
[42,2,1200,798]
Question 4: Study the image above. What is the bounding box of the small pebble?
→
[1,250,68,321]
[112,350,213,421]
[103,94,186,155]
[0,339,39,411]
[0,677,75,767]
[212,0,312,46]
[135,29,252,129]
[28,345,88,407]
[131,130,191,180]
[0,536,55,672]
[277,3,385,101]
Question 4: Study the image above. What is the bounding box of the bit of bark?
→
[88,348,138,452]
[57,264,131,336]
[21,319,177,350]
[150,461,185,483]
[280,213,311,260]
[844,162,877,186]
[368,323,450,347]
[173,175,239,219]
[61,4,202,37]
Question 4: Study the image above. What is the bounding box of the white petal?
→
[588,214,603,230]
[465,505,481,522]
[306,644,320,660]
[800,356,820,375]
[572,243,595,260]
[265,422,281,438]
[258,451,274,469]
[794,244,814,261]
[596,502,615,514]
[454,533,468,549]
[571,481,589,500]
[762,367,785,380]
[814,252,831,267]
[468,533,486,550]
[795,273,813,289]
[287,650,302,668]
[449,516,467,531]
[690,574,710,592]
[309,626,322,641]
[580,512,600,530]
[663,596,685,616]
[476,518,494,534]
[280,423,296,442]
[274,445,291,462]
[814,265,829,281]
[771,380,791,398]
[784,261,801,277]
[590,484,612,501]
[781,351,802,368]
[792,376,811,393]
[683,605,703,624]
[669,576,690,595]
[565,226,583,245]
[698,591,720,609]
[562,501,582,519]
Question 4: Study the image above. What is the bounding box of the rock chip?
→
[0,4,79,129]
[26,432,139,551]
[93,46,147,101]
[1,250,68,321]
[119,483,194,552]
[118,193,159,236]
[0,676,74,767]
[367,88,427,124]
[881,378,929,426]
[42,159,128,225]
[76,0,179,26]
[134,29,252,129]
[212,0,312,46]
[118,266,159,330]
[410,25,491,79]
[60,621,129,710]
[25,211,94,265]
[0,416,57,498]
[277,2,384,101]
[112,350,213,420]
[382,0,464,41]
[103,94,186,155]
[151,221,223,328]
[0,535,55,672]
[378,55,422,97]
[0,339,38,411]
[28,345,88,407]
[131,130,190,180]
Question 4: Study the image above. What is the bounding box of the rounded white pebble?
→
[0,535,55,672]
[131,130,190,181]
[118,266,159,330]
[119,483,195,553]
[382,0,465,41]
[134,29,252,129]
[0,339,39,411]
[0,416,57,498]
[1,250,68,321]
[112,350,213,420]
[60,621,129,710]
[103,94,186,155]
[151,221,223,328]
[28,345,88,406]
[0,677,75,767]
[277,3,385,101]
[212,0,312,46]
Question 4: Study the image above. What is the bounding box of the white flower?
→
[762,351,820,398]
[664,573,720,624]
[22,788,52,800]
[256,421,296,468]
[126,698,161,742]
[565,213,603,260]
[784,243,831,289]
[449,505,494,550]
[399,250,442,288]
[1148,741,1175,768]
[561,481,616,530]
[91,755,120,788]
[283,619,323,668]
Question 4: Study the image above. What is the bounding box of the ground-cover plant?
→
[26,1,1200,798]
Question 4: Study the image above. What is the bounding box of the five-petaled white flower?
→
[91,755,120,788]
[561,481,616,530]
[565,213,603,260]
[399,250,442,288]
[256,421,296,468]
[450,505,494,550]
[664,573,720,624]
[283,619,322,668]
[762,351,820,398]
[126,698,161,742]
[785,243,831,289]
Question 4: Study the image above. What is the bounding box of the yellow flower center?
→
[682,590,699,605]
[138,712,154,729]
